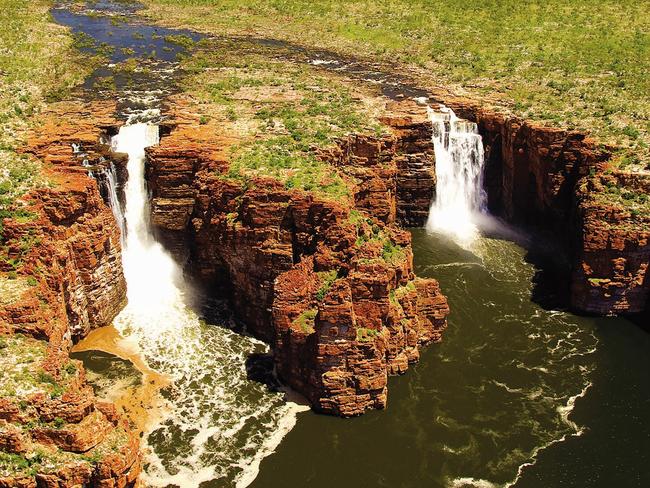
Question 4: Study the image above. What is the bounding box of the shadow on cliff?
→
[478,214,573,311]
[245,353,284,393]
[526,242,573,311]
[189,286,288,392]
[628,311,650,334]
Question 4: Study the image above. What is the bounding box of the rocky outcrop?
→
[273,249,448,416]
[146,99,449,415]
[320,106,436,227]
[385,98,649,317]
[449,101,648,316]
[571,173,650,314]
[0,102,141,486]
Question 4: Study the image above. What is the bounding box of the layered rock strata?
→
[319,106,436,227]
[146,99,449,415]
[0,102,141,486]
[357,98,649,317]
[571,173,650,315]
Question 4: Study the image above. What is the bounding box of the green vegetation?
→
[0,0,89,244]
[0,451,33,477]
[179,41,385,199]
[293,308,318,333]
[315,270,338,301]
[0,424,130,477]
[227,139,351,199]
[0,335,78,399]
[394,281,416,299]
[146,0,650,170]
[593,178,650,217]
[1,229,42,272]
[164,34,195,49]
[353,213,408,266]
[1,446,65,477]
[381,239,407,265]
[356,327,379,342]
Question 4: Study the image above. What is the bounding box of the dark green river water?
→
[250,229,650,488]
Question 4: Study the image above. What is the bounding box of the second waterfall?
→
[426,105,487,244]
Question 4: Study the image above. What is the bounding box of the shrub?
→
[356,327,379,342]
[315,270,338,301]
[293,308,318,333]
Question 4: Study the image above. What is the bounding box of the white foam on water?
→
[443,235,598,488]
[110,123,303,488]
[500,382,592,488]
[235,399,310,488]
[425,104,487,246]
[451,380,592,488]
[449,477,499,488]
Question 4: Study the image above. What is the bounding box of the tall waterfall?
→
[426,105,487,244]
[107,123,306,487]
[109,123,182,314]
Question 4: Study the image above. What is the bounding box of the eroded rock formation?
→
[360,97,649,317]
[572,173,650,315]
[0,102,140,487]
[318,105,437,227]
[447,99,649,316]
[146,98,449,415]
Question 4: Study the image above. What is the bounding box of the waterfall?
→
[426,105,487,244]
[104,162,126,240]
[74,140,126,240]
[109,123,177,313]
[108,123,306,487]
[109,122,198,341]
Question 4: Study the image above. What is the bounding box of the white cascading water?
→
[108,123,306,487]
[425,105,487,244]
[104,163,126,240]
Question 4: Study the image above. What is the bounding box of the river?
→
[56,1,649,487]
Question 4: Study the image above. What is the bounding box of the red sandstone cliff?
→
[372,98,649,317]
[145,98,449,415]
[0,102,141,486]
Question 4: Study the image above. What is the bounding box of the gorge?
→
[1,1,648,488]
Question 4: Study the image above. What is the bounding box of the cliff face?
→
[320,104,436,227]
[0,102,140,487]
[146,99,449,415]
[384,98,649,317]
[571,173,650,315]
[451,101,648,316]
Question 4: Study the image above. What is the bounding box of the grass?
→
[353,212,408,266]
[293,308,318,333]
[394,281,416,299]
[178,40,385,199]
[315,270,338,301]
[0,0,89,243]
[356,327,379,342]
[592,177,650,222]
[144,0,650,170]
[0,425,130,478]
[0,335,79,400]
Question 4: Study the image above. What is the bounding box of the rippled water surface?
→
[250,229,650,488]
[55,1,649,486]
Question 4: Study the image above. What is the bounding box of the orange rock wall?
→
[0,103,141,487]
[145,110,449,416]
